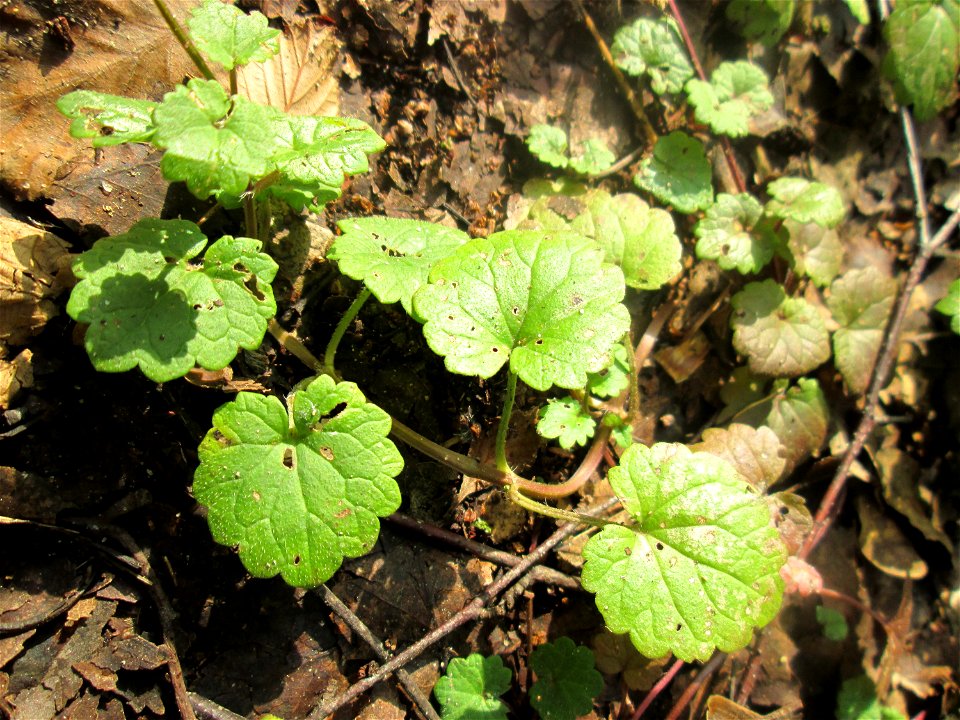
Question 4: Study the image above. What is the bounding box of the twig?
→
[631,658,684,720]
[665,651,725,720]
[800,209,959,559]
[574,0,658,147]
[665,0,747,194]
[151,0,216,81]
[308,497,619,719]
[385,513,579,589]
[442,38,480,115]
[188,693,246,720]
[315,585,440,720]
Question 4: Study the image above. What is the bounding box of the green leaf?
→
[691,423,787,491]
[330,217,471,318]
[780,220,844,287]
[882,0,960,121]
[611,17,694,94]
[816,605,849,641]
[569,138,615,175]
[66,219,277,382]
[828,267,898,396]
[413,229,631,391]
[262,113,386,211]
[527,125,569,169]
[538,397,596,449]
[634,131,713,213]
[188,0,280,71]
[836,675,907,720]
[685,61,774,138]
[153,79,274,200]
[726,0,796,45]
[56,90,157,147]
[587,342,630,398]
[434,654,511,720]
[529,637,603,720]
[844,0,871,24]
[581,443,787,662]
[511,183,683,291]
[737,377,830,472]
[731,279,831,376]
[766,177,846,228]
[934,278,960,334]
[694,193,783,274]
[193,375,403,587]
[602,414,633,448]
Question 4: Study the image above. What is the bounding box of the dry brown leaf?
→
[0,0,199,203]
[592,629,670,691]
[237,16,340,116]
[0,217,72,348]
[876,447,954,553]
[856,495,927,579]
[655,331,711,384]
[0,349,33,410]
[692,423,787,490]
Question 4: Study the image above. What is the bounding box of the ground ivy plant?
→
[54,0,817,683]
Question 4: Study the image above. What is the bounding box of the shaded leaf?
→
[193,375,404,587]
[726,0,796,45]
[766,177,845,228]
[538,396,596,449]
[856,494,927,579]
[56,91,157,147]
[731,280,831,376]
[882,0,960,121]
[634,131,714,213]
[570,137,615,175]
[611,17,694,94]
[592,630,670,691]
[434,654,511,720]
[695,193,783,274]
[66,219,277,382]
[527,124,569,169]
[587,342,630,398]
[781,220,844,287]
[529,637,603,720]
[413,230,630,391]
[330,217,471,317]
[836,675,907,720]
[581,443,787,662]
[691,423,787,491]
[828,267,897,395]
[816,606,849,641]
[188,0,280,71]
[685,62,774,138]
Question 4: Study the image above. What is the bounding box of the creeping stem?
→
[151,0,216,82]
[494,371,518,472]
[324,288,372,379]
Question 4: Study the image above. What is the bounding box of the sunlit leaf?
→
[527,124,569,169]
[685,61,774,138]
[434,654,511,720]
[188,0,280,71]
[56,90,157,147]
[766,177,845,228]
[934,278,960,334]
[538,396,596,449]
[726,0,796,45]
[611,17,694,94]
[570,138,615,175]
[695,193,783,274]
[634,131,714,213]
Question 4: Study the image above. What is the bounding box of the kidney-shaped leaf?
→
[731,279,831,376]
[634,131,713,214]
[529,637,603,720]
[56,90,157,147]
[582,443,787,662]
[413,230,630,391]
[611,17,693,94]
[330,217,470,317]
[766,177,845,228]
[695,193,782,274]
[685,61,774,138]
[538,396,596,449]
[193,375,403,587]
[188,0,280,71]
[434,654,511,720]
[67,218,277,382]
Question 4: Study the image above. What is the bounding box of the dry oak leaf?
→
[0,0,198,202]
[0,216,73,347]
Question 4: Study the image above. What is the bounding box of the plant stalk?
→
[151,0,216,81]
[324,288,372,379]
[494,371,518,472]
[507,483,612,529]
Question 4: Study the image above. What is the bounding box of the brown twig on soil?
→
[77,521,197,720]
[573,0,658,148]
[664,650,725,720]
[187,692,246,720]
[315,585,441,720]
[385,513,579,589]
[442,38,480,115]
[307,497,620,719]
[631,657,684,720]
[800,207,960,559]
[664,0,747,194]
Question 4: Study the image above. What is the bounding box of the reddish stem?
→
[631,658,684,720]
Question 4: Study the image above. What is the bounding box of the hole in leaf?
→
[319,446,335,461]
[163,256,176,263]
[535,339,544,345]
[293,555,301,565]
[491,347,499,353]
[624,546,632,555]
[252,490,261,501]
[321,402,347,422]
[676,623,682,631]
[282,447,294,468]
[244,276,265,301]
[512,306,520,315]
[656,542,664,550]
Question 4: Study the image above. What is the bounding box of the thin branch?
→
[385,513,579,589]
[188,693,246,720]
[573,0,658,147]
[151,0,216,81]
[308,497,619,719]
[316,585,440,720]
[631,658,684,720]
[665,651,725,720]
